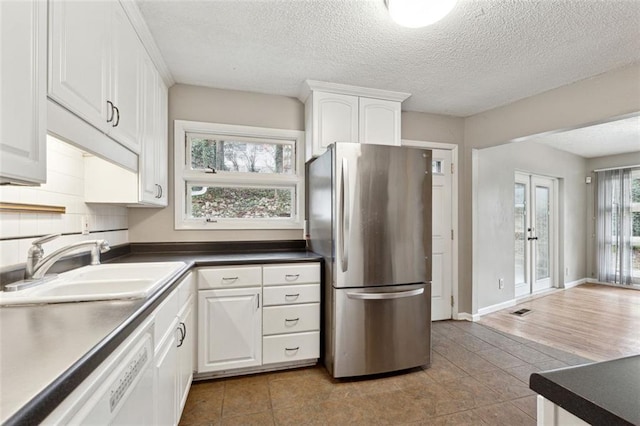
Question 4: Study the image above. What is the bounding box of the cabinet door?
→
[155,76,169,206]
[177,297,194,416]
[155,318,179,426]
[139,53,159,204]
[48,0,110,133]
[358,97,401,146]
[312,91,358,156]
[0,0,47,184]
[109,2,142,153]
[197,287,262,373]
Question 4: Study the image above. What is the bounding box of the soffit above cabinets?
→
[136,0,640,117]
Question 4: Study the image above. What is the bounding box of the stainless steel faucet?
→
[5,234,111,292]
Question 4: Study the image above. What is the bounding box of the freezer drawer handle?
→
[284,318,300,324]
[285,274,300,281]
[346,288,424,300]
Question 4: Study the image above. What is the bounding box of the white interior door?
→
[431,149,453,320]
[514,172,556,297]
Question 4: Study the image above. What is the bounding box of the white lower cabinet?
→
[177,296,195,412]
[196,262,320,376]
[155,317,178,426]
[197,287,262,373]
[153,271,194,425]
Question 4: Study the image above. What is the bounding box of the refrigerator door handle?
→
[346,287,424,300]
[340,158,350,272]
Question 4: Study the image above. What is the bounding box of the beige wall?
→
[128,84,305,242]
[460,63,640,314]
[475,142,587,310]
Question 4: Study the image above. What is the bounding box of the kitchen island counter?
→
[0,247,321,425]
[530,354,640,426]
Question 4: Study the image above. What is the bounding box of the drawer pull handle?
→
[285,318,300,324]
[285,347,299,352]
[285,293,300,299]
[285,274,300,281]
[222,276,239,282]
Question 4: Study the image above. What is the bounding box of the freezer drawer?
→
[332,283,431,378]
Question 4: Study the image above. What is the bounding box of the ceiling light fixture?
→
[385,0,457,28]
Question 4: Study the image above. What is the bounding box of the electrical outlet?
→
[81,216,90,235]
[498,278,504,289]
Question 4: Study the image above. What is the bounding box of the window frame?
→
[174,120,305,230]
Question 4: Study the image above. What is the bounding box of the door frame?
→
[514,170,559,297]
[401,139,458,319]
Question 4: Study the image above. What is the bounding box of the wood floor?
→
[479,283,640,362]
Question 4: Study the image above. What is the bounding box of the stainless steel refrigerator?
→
[307,142,432,378]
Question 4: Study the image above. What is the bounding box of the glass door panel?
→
[535,185,550,280]
[514,173,531,298]
[514,182,527,286]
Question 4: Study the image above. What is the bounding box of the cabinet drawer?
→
[198,266,262,289]
[263,332,320,364]
[263,284,320,306]
[262,263,320,286]
[263,303,320,335]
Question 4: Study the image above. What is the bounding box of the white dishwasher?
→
[67,330,154,425]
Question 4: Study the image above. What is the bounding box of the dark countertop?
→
[530,354,640,426]
[0,249,321,426]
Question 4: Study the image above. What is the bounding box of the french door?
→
[515,173,556,298]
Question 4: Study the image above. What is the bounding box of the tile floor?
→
[179,320,594,425]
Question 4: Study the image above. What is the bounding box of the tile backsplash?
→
[0,136,128,269]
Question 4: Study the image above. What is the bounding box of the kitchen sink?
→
[0,262,187,306]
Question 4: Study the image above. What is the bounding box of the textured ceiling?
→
[137,0,640,117]
[530,115,640,158]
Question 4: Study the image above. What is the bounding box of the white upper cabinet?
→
[307,91,359,158]
[49,0,143,154]
[108,3,142,153]
[300,80,410,161]
[359,97,401,146]
[0,0,47,185]
[138,53,168,206]
[48,1,110,134]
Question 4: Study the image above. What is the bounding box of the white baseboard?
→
[564,278,587,289]
[453,312,480,322]
[477,299,517,317]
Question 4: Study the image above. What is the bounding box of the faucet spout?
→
[30,240,111,280]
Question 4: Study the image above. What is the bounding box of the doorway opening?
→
[515,172,558,298]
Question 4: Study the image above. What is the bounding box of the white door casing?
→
[430,149,453,320]
[403,140,457,321]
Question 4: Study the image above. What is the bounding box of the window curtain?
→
[596,168,633,285]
